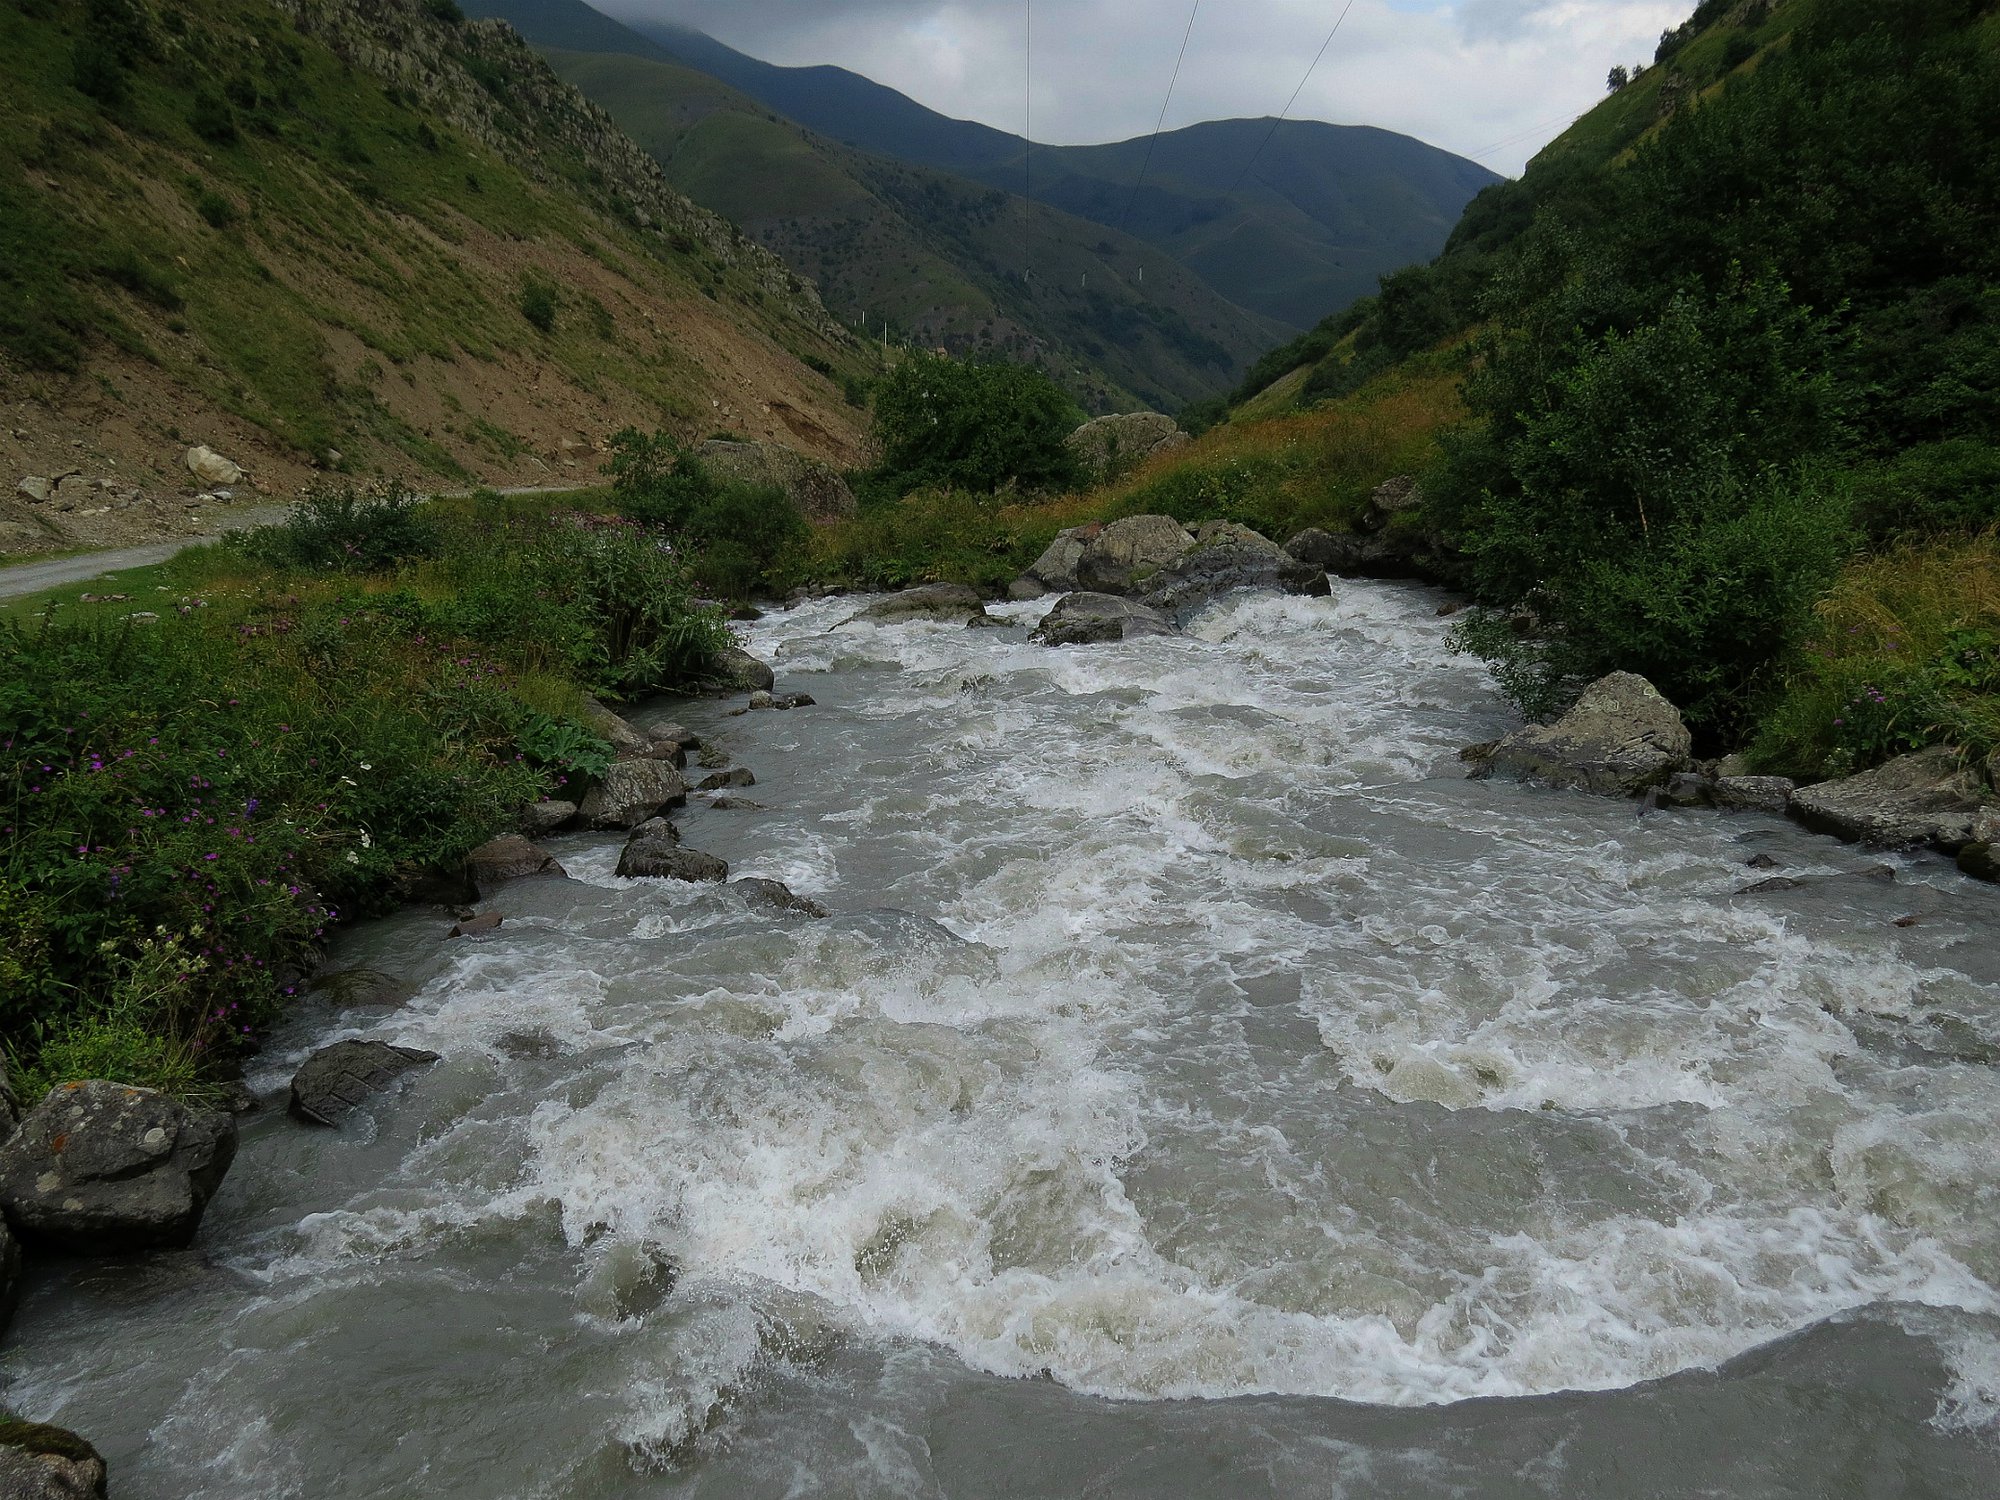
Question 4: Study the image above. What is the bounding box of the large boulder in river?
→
[1064,413,1190,479]
[617,819,728,882]
[0,1419,108,1499]
[1142,521,1327,618]
[851,583,989,626]
[288,1040,441,1127]
[468,835,565,887]
[0,1082,237,1253]
[1031,592,1177,647]
[1015,524,1100,597]
[1959,808,2000,879]
[707,645,775,695]
[1075,515,1194,594]
[1481,673,1694,797]
[1790,747,1993,850]
[578,760,689,830]
[698,439,857,523]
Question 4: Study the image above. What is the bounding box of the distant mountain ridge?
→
[614,11,1501,330]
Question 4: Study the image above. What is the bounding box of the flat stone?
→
[852,583,989,626]
[577,760,689,830]
[1483,673,1694,797]
[288,1040,441,1127]
[1791,747,1992,850]
[0,1082,236,1253]
[1714,776,1796,815]
[467,835,565,887]
[1031,592,1177,647]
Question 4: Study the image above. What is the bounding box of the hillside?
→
[460,0,1292,412]
[620,16,1501,332]
[0,0,868,558]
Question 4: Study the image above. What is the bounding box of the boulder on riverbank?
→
[1714,776,1797,815]
[851,583,989,626]
[1142,522,1327,617]
[288,1040,441,1127]
[1031,593,1178,647]
[1016,524,1100,596]
[707,645,776,695]
[1790,747,1993,850]
[1065,413,1190,480]
[520,800,579,839]
[1479,673,1694,797]
[0,1082,237,1253]
[1075,515,1193,594]
[578,760,689,831]
[0,1419,108,1499]
[468,835,566,887]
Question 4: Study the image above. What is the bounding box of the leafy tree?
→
[1607,65,1631,92]
[870,353,1084,496]
[606,430,807,599]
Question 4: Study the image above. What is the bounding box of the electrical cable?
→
[1229,0,1358,196]
[1120,0,1203,234]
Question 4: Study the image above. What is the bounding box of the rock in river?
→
[1031,592,1177,647]
[708,645,776,695]
[289,1041,441,1127]
[1480,673,1694,797]
[852,583,989,626]
[578,760,689,831]
[468,835,566,887]
[617,819,729,883]
[0,1082,237,1253]
[1141,521,1327,617]
[734,877,830,919]
[1790,747,1993,850]
[0,1419,108,1499]
[1714,776,1797,815]
[1074,515,1193,594]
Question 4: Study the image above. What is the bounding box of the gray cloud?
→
[596,0,1687,175]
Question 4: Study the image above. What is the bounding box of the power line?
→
[1229,0,1359,196]
[1120,1,1203,234]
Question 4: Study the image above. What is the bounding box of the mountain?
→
[611,14,1501,331]
[0,0,866,555]
[462,0,1292,411]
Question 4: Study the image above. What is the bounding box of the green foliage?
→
[188,88,238,144]
[870,353,1084,497]
[15,938,215,1104]
[94,247,183,311]
[515,714,614,781]
[605,429,808,600]
[423,0,465,24]
[519,273,557,333]
[238,484,442,573]
[194,188,238,229]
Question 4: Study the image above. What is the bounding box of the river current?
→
[7,581,2000,1496]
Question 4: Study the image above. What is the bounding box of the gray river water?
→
[7,581,2000,1497]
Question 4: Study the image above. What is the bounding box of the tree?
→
[1607,64,1631,92]
[870,353,1084,496]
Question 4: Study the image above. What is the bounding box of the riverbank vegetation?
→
[0,487,728,1100]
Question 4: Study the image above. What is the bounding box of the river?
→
[6,580,1998,1496]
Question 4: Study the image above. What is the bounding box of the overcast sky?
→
[597,0,1690,176]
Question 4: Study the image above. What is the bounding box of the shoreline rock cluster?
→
[1468,672,2000,882]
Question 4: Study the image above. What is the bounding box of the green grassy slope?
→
[537,44,1292,412]
[0,0,866,500]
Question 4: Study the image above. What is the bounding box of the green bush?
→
[519,274,557,334]
[195,190,238,229]
[605,430,807,600]
[188,89,238,145]
[239,484,442,573]
[870,353,1084,497]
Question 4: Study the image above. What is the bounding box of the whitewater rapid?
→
[5,581,1997,1497]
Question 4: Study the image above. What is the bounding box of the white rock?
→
[15,476,50,503]
[185,445,245,485]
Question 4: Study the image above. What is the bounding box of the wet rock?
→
[1738,876,1807,894]
[1075,515,1193,594]
[734,877,830,919]
[1008,577,1047,601]
[853,583,989,626]
[448,912,503,938]
[1481,673,1694,797]
[1715,776,1796,815]
[1023,524,1098,592]
[0,1419,108,1499]
[468,835,565,887]
[397,862,481,908]
[309,968,416,1011]
[698,439,857,522]
[776,692,815,709]
[183,445,243,486]
[520,800,578,838]
[288,1040,441,1127]
[748,690,776,710]
[650,723,702,752]
[1064,412,1190,479]
[580,699,649,759]
[1140,522,1327,617]
[0,1219,19,1333]
[1659,772,1715,808]
[1973,806,2000,846]
[1790,747,1992,850]
[1746,853,1783,870]
[1282,526,1412,578]
[578,760,689,830]
[1960,843,1999,883]
[0,1082,237,1253]
[1031,592,1177,647]
[618,820,727,883]
[708,645,775,694]
[708,796,765,811]
[698,768,756,792]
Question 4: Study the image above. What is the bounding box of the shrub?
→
[195,190,237,229]
[606,430,807,600]
[870,353,1084,496]
[519,274,557,333]
[239,484,441,572]
[189,89,238,145]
